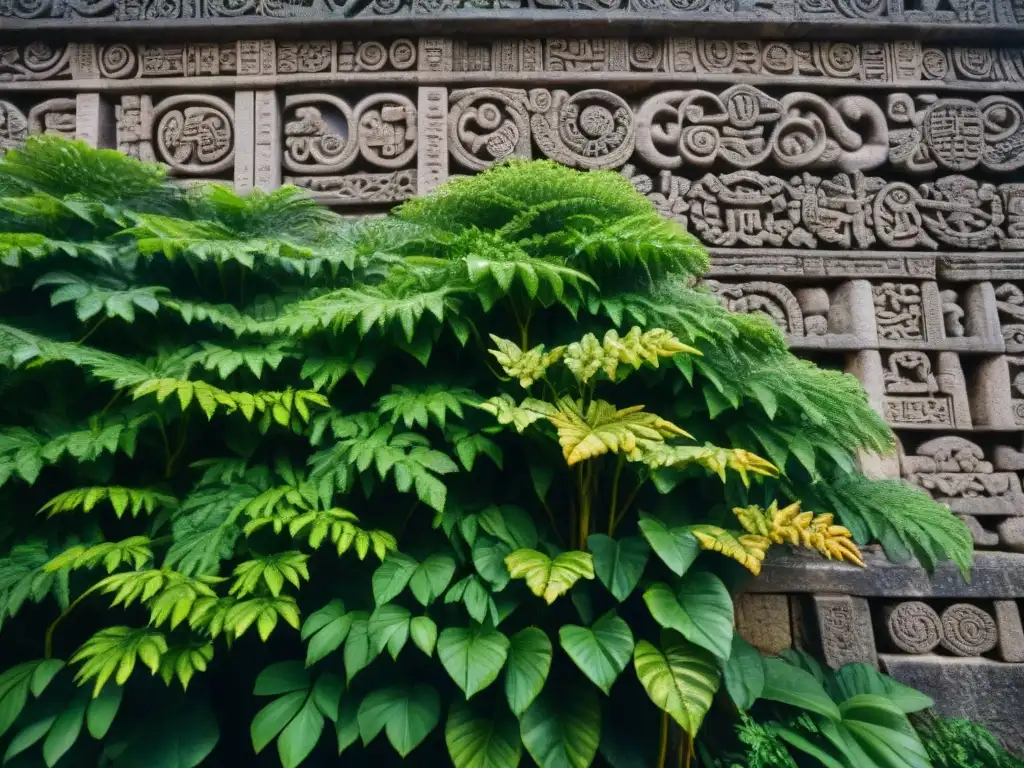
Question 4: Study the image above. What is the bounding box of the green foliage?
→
[0,137,974,767]
[913,713,1024,768]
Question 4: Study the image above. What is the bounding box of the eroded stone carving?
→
[636,86,888,172]
[901,436,1024,515]
[814,595,878,668]
[116,94,235,177]
[882,352,971,427]
[874,283,924,340]
[940,603,999,656]
[0,102,28,151]
[27,98,75,138]
[884,601,943,653]
[0,42,70,81]
[284,170,417,203]
[706,280,813,336]
[282,93,417,174]
[889,93,1024,174]
[995,283,1024,350]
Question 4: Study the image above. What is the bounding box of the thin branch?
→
[75,316,108,345]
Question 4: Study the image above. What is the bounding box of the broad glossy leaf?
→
[43,694,87,767]
[761,657,840,722]
[409,554,456,606]
[722,634,764,711]
[302,601,354,667]
[411,616,438,656]
[505,627,552,716]
[837,694,931,768]
[632,632,719,736]
[368,604,411,660]
[335,695,359,755]
[372,553,418,606]
[357,684,440,757]
[5,716,57,764]
[774,725,846,768]
[642,572,733,661]
[446,699,522,768]
[520,687,601,768]
[438,627,511,699]
[473,535,513,591]
[114,702,219,768]
[254,661,309,696]
[252,692,307,754]
[277,694,325,768]
[0,660,62,740]
[504,549,594,604]
[828,664,933,714]
[342,611,379,683]
[587,534,649,602]
[559,612,634,695]
[86,684,123,739]
[478,505,538,550]
[637,517,699,577]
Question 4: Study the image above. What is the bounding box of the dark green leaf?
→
[504,627,552,717]
[438,627,511,699]
[761,657,840,722]
[722,634,764,711]
[587,534,649,602]
[357,684,440,757]
[559,612,634,695]
[520,687,601,768]
[637,517,699,577]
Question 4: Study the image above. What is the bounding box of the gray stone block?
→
[756,551,1024,599]
[813,594,878,669]
[880,655,1024,756]
[995,601,1024,663]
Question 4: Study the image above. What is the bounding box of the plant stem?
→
[678,734,692,768]
[539,496,564,547]
[164,411,190,478]
[610,477,645,536]
[75,316,108,345]
[657,712,670,768]
[155,414,172,471]
[44,584,101,658]
[608,455,624,535]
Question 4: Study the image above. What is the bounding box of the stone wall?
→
[2,17,1024,755]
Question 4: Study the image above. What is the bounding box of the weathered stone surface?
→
[756,551,1024,598]
[939,603,998,656]
[995,600,1024,662]
[998,517,1024,553]
[734,593,791,655]
[813,594,878,669]
[880,655,1024,756]
[884,601,943,654]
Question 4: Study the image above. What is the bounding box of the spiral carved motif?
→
[99,44,137,78]
[885,601,942,654]
[940,604,998,657]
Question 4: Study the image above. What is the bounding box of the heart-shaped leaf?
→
[559,612,634,695]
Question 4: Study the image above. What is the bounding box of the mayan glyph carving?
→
[995,283,1024,350]
[0,42,70,81]
[706,280,811,335]
[901,436,1024,515]
[635,86,888,173]
[874,283,925,341]
[884,601,943,653]
[115,94,235,178]
[880,351,971,427]
[940,603,999,656]
[3,0,1022,22]
[281,92,418,204]
[813,595,878,669]
[888,93,1024,174]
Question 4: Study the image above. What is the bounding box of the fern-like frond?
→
[35,271,166,323]
[376,384,480,429]
[229,552,309,598]
[0,541,70,629]
[132,379,328,425]
[71,626,168,697]
[40,486,176,518]
[308,413,458,513]
[187,340,291,379]
[46,537,154,574]
[804,473,973,576]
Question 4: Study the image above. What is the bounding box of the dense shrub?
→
[0,137,974,767]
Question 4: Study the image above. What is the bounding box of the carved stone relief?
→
[1,0,1015,21]
[0,97,76,151]
[881,351,971,428]
[0,42,70,81]
[280,92,418,204]
[901,436,1024,515]
[115,94,234,178]
[884,601,943,653]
